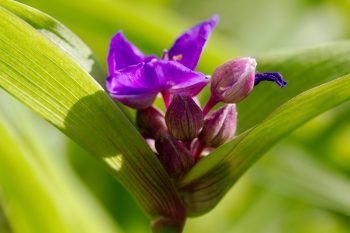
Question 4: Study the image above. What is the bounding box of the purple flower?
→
[210,57,287,104]
[202,57,287,115]
[106,16,219,109]
[210,57,257,104]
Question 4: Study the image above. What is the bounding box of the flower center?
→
[172,54,183,61]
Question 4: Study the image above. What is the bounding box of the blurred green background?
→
[1,0,350,232]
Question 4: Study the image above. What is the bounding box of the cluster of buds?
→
[106,16,286,180]
[136,57,286,180]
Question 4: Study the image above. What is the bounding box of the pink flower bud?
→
[165,95,204,141]
[155,134,195,178]
[210,57,257,103]
[199,104,237,147]
[136,107,167,139]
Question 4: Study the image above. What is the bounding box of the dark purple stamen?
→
[254,72,287,87]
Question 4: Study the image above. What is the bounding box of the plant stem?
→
[151,216,186,233]
[161,90,171,109]
[202,95,219,116]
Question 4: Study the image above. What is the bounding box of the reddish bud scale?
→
[136,107,167,139]
[155,134,195,179]
[199,104,237,148]
[165,95,204,141]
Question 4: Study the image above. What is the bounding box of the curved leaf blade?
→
[0,0,104,81]
[0,117,72,233]
[0,5,183,220]
[0,112,123,233]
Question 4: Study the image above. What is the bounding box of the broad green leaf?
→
[0,117,73,233]
[0,110,122,233]
[0,4,183,220]
[0,0,145,121]
[180,71,350,216]
[0,0,104,81]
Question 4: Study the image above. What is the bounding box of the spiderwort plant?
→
[4,1,350,233]
[106,16,287,233]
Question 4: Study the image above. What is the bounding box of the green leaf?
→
[0,2,183,221]
[0,117,73,233]
[0,0,104,81]
[0,106,123,233]
[180,49,350,215]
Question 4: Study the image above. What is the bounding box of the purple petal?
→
[147,60,209,96]
[106,60,209,108]
[106,63,160,109]
[254,72,287,87]
[109,91,159,110]
[167,15,218,70]
[107,31,156,73]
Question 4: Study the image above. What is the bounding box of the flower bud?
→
[136,107,167,139]
[210,57,256,103]
[199,104,237,147]
[155,134,195,178]
[165,95,204,141]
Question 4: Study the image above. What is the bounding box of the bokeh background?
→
[1,0,350,232]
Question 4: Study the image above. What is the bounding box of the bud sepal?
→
[137,106,167,139]
[155,134,195,179]
[165,95,204,141]
[199,104,237,148]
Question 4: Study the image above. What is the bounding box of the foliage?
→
[0,0,350,232]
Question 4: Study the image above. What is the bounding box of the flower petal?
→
[109,91,159,110]
[254,72,287,87]
[107,31,156,73]
[167,15,218,70]
[147,60,209,96]
[106,60,209,108]
[106,63,160,109]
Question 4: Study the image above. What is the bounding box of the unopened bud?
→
[199,104,237,147]
[155,134,195,178]
[165,95,204,141]
[136,107,167,138]
[211,57,256,103]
